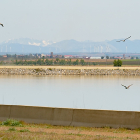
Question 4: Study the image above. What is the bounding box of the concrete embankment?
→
[0,105,140,129]
[0,66,140,75]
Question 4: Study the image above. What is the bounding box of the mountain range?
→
[0,38,140,54]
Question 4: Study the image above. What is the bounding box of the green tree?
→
[45,59,53,65]
[24,60,27,65]
[37,59,42,65]
[117,59,122,66]
[93,62,97,66]
[56,58,59,63]
[101,56,104,59]
[42,56,45,62]
[76,59,79,65]
[67,59,72,65]
[45,59,49,65]
[0,61,3,65]
[113,59,122,67]
[33,60,37,65]
[80,59,85,65]
[59,60,66,65]
[73,59,79,65]
[15,59,18,65]
[106,56,109,59]
[113,60,117,66]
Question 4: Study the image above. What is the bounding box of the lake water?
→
[0,75,140,111]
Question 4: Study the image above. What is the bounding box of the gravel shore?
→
[0,66,140,75]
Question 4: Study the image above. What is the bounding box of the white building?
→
[90,57,101,59]
[41,54,46,57]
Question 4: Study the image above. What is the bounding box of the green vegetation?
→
[122,59,140,61]
[8,128,16,131]
[19,129,30,132]
[48,68,52,71]
[113,59,122,66]
[1,119,23,127]
[34,68,45,73]
[14,58,97,66]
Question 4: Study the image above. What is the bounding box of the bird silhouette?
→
[116,36,131,42]
[121,84,133,89]
[0,23,4,27]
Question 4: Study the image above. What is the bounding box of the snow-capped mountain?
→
[3,38,55,47]
[0,38,140,54]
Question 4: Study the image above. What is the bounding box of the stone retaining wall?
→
[0,68,140,75]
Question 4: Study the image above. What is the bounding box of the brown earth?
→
[0,125,140,140]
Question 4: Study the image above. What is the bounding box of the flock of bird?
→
[0,22,133,89]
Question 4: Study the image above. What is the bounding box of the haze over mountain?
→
[0,38,140,54]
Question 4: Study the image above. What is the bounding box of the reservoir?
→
[0,75,139,111]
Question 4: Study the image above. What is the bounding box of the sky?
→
[0,0,140,43]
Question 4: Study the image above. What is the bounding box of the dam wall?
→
[0,105,140,129]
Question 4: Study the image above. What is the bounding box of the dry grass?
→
[0,122,140,140]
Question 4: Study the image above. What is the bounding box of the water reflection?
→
[0,75,139,111]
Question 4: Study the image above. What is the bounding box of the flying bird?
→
[116,36,131,42]
[0,23,4,27]
[121,84,133,89]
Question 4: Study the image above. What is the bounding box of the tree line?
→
[14,58,97,66]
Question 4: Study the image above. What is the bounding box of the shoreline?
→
[0,66,140,75]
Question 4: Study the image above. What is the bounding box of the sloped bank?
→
[0,68,140,75]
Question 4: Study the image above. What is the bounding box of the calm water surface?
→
[0,75,140,111]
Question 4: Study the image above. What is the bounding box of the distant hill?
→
[0,38,140,54]
[108,39,140,53]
